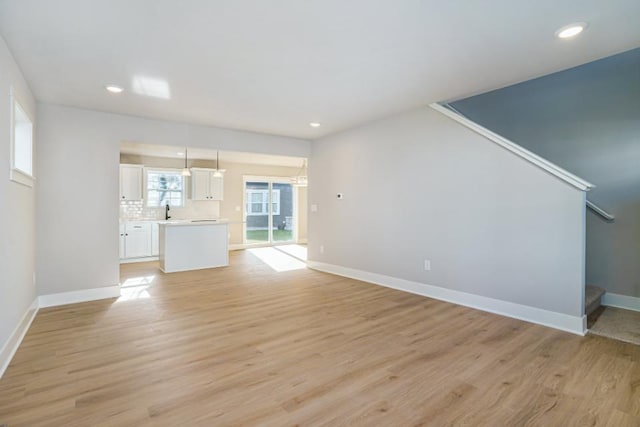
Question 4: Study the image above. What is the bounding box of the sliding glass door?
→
[244,177,295,245]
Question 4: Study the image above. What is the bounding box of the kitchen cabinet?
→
[120,164,144,201]
[159,221,229,273]
[119,224,125,259]
[151,222,159,256]
[120,222,152,259]
[191,168,224,201]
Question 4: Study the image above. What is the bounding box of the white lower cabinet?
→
[120,222,154,260]
[151,223,159,256]
[119,224,125,259]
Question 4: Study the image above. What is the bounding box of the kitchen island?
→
[158,220,229,273]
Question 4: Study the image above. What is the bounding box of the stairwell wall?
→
[451,48,640,299]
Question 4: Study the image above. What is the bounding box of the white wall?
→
[36,104,310,296]
[308,107,586,319]
[0,36,37,361]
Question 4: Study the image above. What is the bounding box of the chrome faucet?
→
[165,203,171,220]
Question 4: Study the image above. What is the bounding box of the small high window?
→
[10,88,34,186]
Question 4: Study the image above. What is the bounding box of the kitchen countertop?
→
[158,219,228,227]
[120,218,226,224]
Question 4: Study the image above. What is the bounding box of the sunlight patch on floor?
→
[117,275,155,301]
[274,244,307,261]
[248,247,307,272]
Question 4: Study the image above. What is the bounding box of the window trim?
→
[246,188,280,216]
[9,86,35,187]
[144,167,186,208]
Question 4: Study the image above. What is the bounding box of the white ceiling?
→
[120,141,305,168]
[1,0,639,139]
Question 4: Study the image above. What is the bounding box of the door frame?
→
[242,175,298,247]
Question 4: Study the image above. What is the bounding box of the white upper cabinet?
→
[210,175,224,201]
[191,169,211,201]
[191,168,224,201]
[120,164,144,201]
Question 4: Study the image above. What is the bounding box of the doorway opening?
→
[244,176,297,246]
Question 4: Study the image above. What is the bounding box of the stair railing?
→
[431,103,595,192]
[586,200,615,222]
[434,103,614,223]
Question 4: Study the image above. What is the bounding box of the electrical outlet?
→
[320,245,325,254]
[235,206,241,212]
[310,204,318,212]
[424,259,431,271]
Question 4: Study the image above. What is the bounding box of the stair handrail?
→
[586,200,615,222]
[430,102,595,192]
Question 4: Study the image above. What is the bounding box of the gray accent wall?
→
[309,107,586,317]
[451,48,640,298]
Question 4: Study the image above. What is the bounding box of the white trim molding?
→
[308,260,586,336]
[1,285,122,378]
[39,285,121,308]
[429,103,595,192]
[586,200,615,222]
[602,292,640,312]
[0,298,39,378]
[120,256,159,264]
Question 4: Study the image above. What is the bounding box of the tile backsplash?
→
[120,199,220,221]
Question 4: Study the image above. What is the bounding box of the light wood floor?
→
[1,250,639,426]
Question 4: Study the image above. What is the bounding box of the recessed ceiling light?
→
[309,122,321,128]
[555,23,587,39]
[105,85,124,93]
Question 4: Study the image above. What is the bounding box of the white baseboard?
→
[0,297,39,378]
[1,285,122,379]
[602,292,640,312]
[120,256,159,264]
[39,285,121,308]
[307,261,586,336]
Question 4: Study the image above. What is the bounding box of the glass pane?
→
[14,103,33,175]
[272,183,293,242]
[246,181,269,243]
[147,171,184,207]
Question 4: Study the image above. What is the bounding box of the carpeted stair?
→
[585,285,606,316]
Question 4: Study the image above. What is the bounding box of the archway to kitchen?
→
[117,141,308,284]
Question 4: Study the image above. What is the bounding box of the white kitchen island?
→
[158,220,229,273]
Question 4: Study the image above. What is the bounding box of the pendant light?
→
[213,150,225,177]
[181,147,191,177]
[291,159,308,187]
